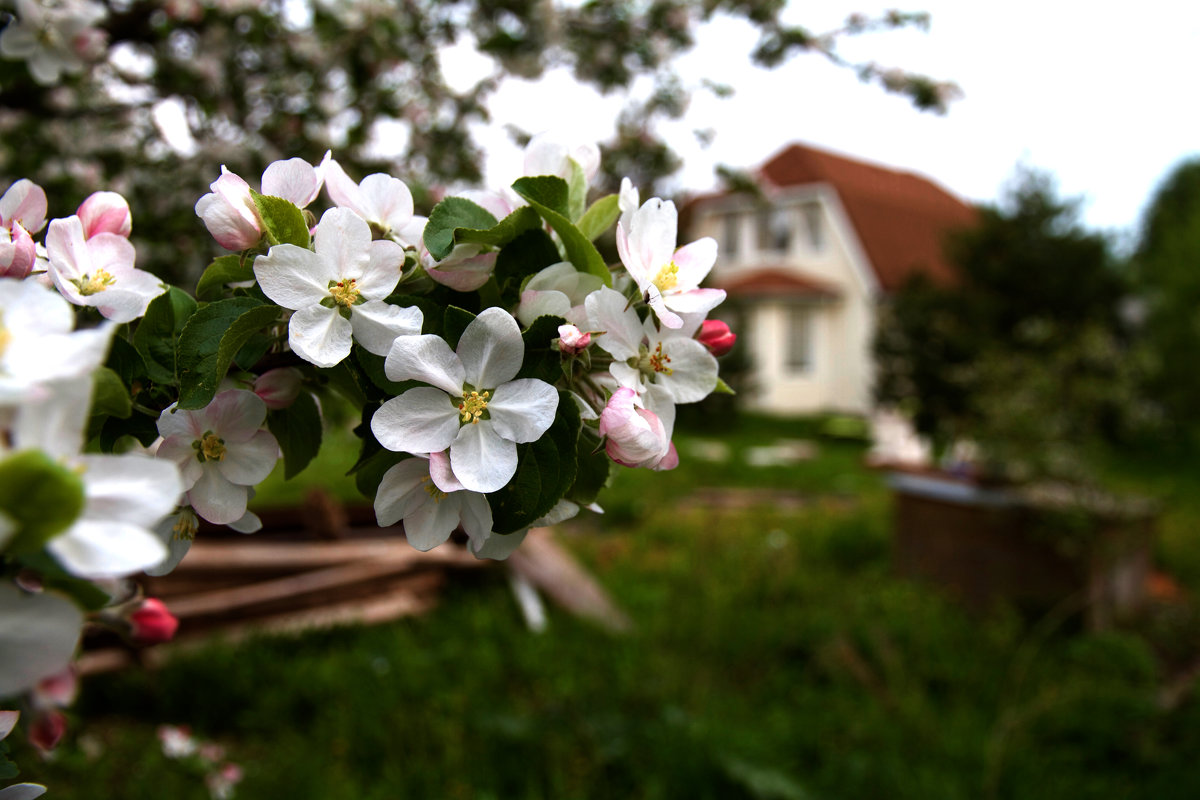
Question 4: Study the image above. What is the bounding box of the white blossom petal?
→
[188,466,249,525]
[383,334,464,394]
[585,287,642,360]
[253,245,332,310]
[450,421,517,493]
[357,239,406,299]
[261,158,321,207]
[656,337,719,403]
[374,458,431,527]
[77,454,182,528]
[47,519,168,580]
[350,300,423,357]
[457,307,524,389]
[372,389,460,454]
[289,304,353,368]
[0,583,82,699]
[218,429,279,485]
[487,379,558,443]
[469,527,527,561]
[314,207,371,280]
[402,492,462,551]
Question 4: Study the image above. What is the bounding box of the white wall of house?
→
[693,185,878,416]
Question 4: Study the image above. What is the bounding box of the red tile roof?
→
[696,143,978,291]
[717,267,841,299]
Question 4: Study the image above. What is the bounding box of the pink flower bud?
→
[598,388,677,471]
[29,710,66,752]
[556,324,591,356]
[77,191,133,239]
[253,367,304,410]
[0,223,37,278]
[129,598,179,644]
[194,167,263,251]
[697,319,736,356]
[34,668,78,708]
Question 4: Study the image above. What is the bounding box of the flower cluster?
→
[0,132,737,775]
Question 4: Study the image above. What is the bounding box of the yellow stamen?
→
[172,510,199,542]
[74,269,116,296]
[195,432,227,462]
[457,389,490,424]
[652,261,680,293]
[648,342,673,375]
[422,476,447,503]
[327,277,362,307]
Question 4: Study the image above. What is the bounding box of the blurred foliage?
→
[0,0,956,286]
[1132,157,1200,443]
[874,169,1140,484]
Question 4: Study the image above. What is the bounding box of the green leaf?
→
[566,157,588,222]
[512,175,570,218]
[251,190,310,248]
[106,335,147,388]
[568,426,610,505]
[714,377,737,395]
[133,286,198,385]
[494,228,564,306]
[452,205,543,251]
[516,314,567,383]
[267,392,323,480]
[513,177,612,288]
[443,305,477,351]
[176,298,282,410]
[355,348,412,397]
[488,391,581,534]
[196,254,255,301]
[91,366,132,419]
[0,450,86,554]
[100,411,160,451]
[423,197,499,261]
[576,194,620,241]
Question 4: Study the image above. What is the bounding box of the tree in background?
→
[874,169,1138,483]
[1133,158,1200,442]
[0,0,956,283]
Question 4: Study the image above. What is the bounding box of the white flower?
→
[599,387,678,471]
[0,0,107,86]
[586,286,718,404]
[0,179,46,278]
[44,216,165,322]
[616,197,725,329]
[374,453,493,552]
[0,279,113,406]
[253,207,422,368]
[156,390,279,526]
[523,131,600,183]
[322,156,424,246]
[0,582,82,700]
[195,158,325,251]
[514,261,604,328]
[371,307,559,493]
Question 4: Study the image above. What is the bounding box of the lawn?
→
[12,412,1200,799]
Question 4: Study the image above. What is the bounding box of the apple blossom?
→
[76,191,132,239]
[195,157,325,251]
[616,197,725,329]
[586,286,718,404]
[523,131,601,183]
[252,367,304,410]
[697,319,737,356]
[156,390,280,526]
[45,215,166,322]
[423,243,496,292]
[322,156,425,246]
[556,324,591,356]
[253,207,421,368]
[618,177,639,230]
[372,307,559,493]
[0,0,108,85]
[374,454,493,552]
[128,597,180,643]
[515,261,605,327]
[0,180,46,279]
[599,387,679,471]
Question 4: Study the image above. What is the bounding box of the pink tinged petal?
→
[253,245,332,310]
[156,435,203,489]
[360,173,414,232]
[156,404,205,440]
[261,158,320,207]
[350,300,423,358]
[48,519,169,579]
[253,367,303,410]
[645,284,683,329]
[314,207,372,280]
[629,198,678,279]
[0,224,37,278]
[77,191,131,238]
[663,287,726,318]
[374,458,432,527]
[187,465,248,525]
[469,527,526,561]
[372,389,460,454]
[1,278,72,333]
[450,421,518,493]
[428,450,465,493]
[516,289,571,328]
[0,584,82,698]
[357,239,406,299]
[608,362,644,394]
[457,307,524,389]
[218,429,280,485]
[45,216,88,281]
[321,157,368,217]
[384,334,464,394]
[0,179,47,233]
[394,215,427,249]
[195,192,261,251]
[458,491,494,544]
[656,338,719,403]
[403,492,462,551]
[205,389,268,440]
[670,237,718,290]
[654,442,679,471]
[488,379,559,443]
[426,250,496,292]
[87,270,165,323]
[289,304,353,368]
[585,287,643,360]
[78,454,183,528]
[615,220,639,282]
[0,710,18,740]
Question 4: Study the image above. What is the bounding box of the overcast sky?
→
[446,1,1199,244]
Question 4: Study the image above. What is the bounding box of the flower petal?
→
[357,239,406,299]
[253,244,332,310]
[187,465,248,525]
[487,379,558,443]
[218,429,280,485]
[289,304,353,368]
[585,287,643,360]
[469,527,527,561]
[350,300,423,357]
[261,158,321,207]
[671,237,718,290]
[428,449,465,493]
[0,178,47,233]
[314,207,371,280]
[450,421,517,493]
[0,583,81,699]
[402,491,462,551]
[78,454,182,528]
[458,491,495,545]
[371,389,460,454]
[663,287,726,318]
[384,334,464,395]
[205,389,268,440]
[656,337,719,403]
[360,173,414,232]
[457,307,524,389]
[374,458,432,527]
[47,519,169,579]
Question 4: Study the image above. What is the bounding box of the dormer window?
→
[756,207,791,253]
[802,202,824,252]
[723,213,740,257]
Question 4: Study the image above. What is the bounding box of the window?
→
[802,202,824,252]
[786,306,813,372]
[723,213,740,257]
[756,207,791,253]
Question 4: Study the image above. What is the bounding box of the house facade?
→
[685,143,976,416]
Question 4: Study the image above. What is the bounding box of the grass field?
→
[13,412,1200,799]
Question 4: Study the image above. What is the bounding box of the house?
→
[685,142,977,415]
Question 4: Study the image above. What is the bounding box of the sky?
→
[442,1,1200,244]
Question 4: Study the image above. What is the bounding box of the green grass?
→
[13,417,1200,799]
